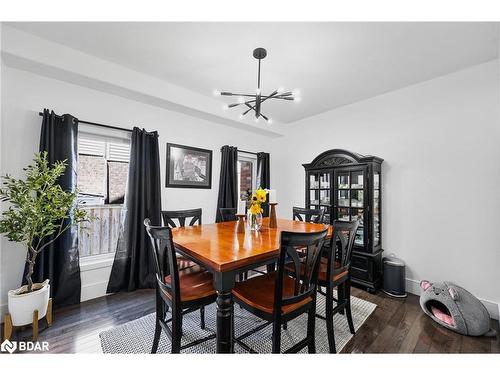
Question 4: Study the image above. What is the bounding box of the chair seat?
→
[285,259,348,284]
[317,258,349,283]
[233,272,312,315]
[164,268,215,302]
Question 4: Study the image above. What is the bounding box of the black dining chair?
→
[162,208,202,228]
[144,219,216,353]
[292,206,326,223]
[232,229,328,353]
[161,208,207,327]
[218,207,238,222]
[315,220,360,353]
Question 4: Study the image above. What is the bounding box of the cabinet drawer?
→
[351,254,369,269]
[351,254,371,282]
[351,266,370,281]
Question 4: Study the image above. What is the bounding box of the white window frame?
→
[77,128,131,267]
[237,153,258,202]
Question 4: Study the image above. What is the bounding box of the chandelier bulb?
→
[267,118,273,124]
[222,104,229,110]
[213,90,221,96]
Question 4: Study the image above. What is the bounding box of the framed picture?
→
[166,143,212,189]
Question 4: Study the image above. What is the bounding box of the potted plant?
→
[0,152,89,327]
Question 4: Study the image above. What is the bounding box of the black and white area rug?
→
[100,291,376,354]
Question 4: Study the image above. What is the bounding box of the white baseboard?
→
[406,278,499,321]
[80,280,111,302]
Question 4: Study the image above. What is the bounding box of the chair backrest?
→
[328,220,360,274]
[219,207,237,222]
[144,219,180,305]
[162,208,202,228]
[274,229,328,317]
[292,206,325,223]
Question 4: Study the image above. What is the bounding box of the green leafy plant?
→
[0,152,90,293]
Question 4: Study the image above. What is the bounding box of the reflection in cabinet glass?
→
[351,189,364,207]
[338,173,349,189]
[310,174,319,189]
[303,149,383,292]
[351,170,364,189]
[320,172,330,189]
[320,189,330,205]
[309,189,319,205]
[337,207,350,221]
[338,190,350,207]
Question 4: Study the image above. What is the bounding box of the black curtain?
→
[23,109,81,306]
[215,145,238,223]
[107,127,161,292]
[257,152,271,217]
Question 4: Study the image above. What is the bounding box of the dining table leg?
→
[214,271,235,353]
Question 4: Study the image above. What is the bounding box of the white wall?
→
[0,65,273,318]
[273,60,500,318]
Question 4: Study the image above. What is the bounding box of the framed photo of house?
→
[166,143,212,189]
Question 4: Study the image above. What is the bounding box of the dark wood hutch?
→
[303,149,383,292]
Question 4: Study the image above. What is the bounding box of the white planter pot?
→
[8,279,50,326]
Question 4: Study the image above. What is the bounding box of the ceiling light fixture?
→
[214,47,300,124]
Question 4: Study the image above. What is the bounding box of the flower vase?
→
[247,211,263,231]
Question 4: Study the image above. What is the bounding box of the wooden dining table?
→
[171,217,331,353]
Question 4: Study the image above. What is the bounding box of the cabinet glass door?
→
[309,173,320,189]
[337,173,349,189]
[309,189,319,206]
[320,189,330,205]
[351,170,364,189]
[308,172,319,206]
[338,190,350,207]
[335,168,367,248]
[337,207,350,221]
[351,190,364,207]
[373,172,381,247]
[320,172,330,189]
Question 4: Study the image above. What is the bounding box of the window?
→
[77,136,130,205]
[77,133,130,258]
[237,154,257,201]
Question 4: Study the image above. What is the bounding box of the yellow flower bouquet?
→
[247,187,267,231]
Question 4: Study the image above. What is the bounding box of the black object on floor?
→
[382,256,407,298]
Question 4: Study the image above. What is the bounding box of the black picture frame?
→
[166,143,212,189]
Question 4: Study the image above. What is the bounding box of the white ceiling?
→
[7,22,499,123]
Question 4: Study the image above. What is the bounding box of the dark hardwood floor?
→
[4,287,499,354]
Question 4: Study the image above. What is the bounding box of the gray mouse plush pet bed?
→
[420,280,496,337]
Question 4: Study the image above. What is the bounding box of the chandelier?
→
[214,47,300,124]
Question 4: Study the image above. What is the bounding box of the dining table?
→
[171,217,332,353]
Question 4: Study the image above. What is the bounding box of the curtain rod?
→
[38,112,133,133]
[238,149,259,156]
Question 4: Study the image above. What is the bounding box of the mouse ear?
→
[448,287,459,301]
[420,280,432,291]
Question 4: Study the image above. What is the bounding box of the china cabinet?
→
[303,149,383,292]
